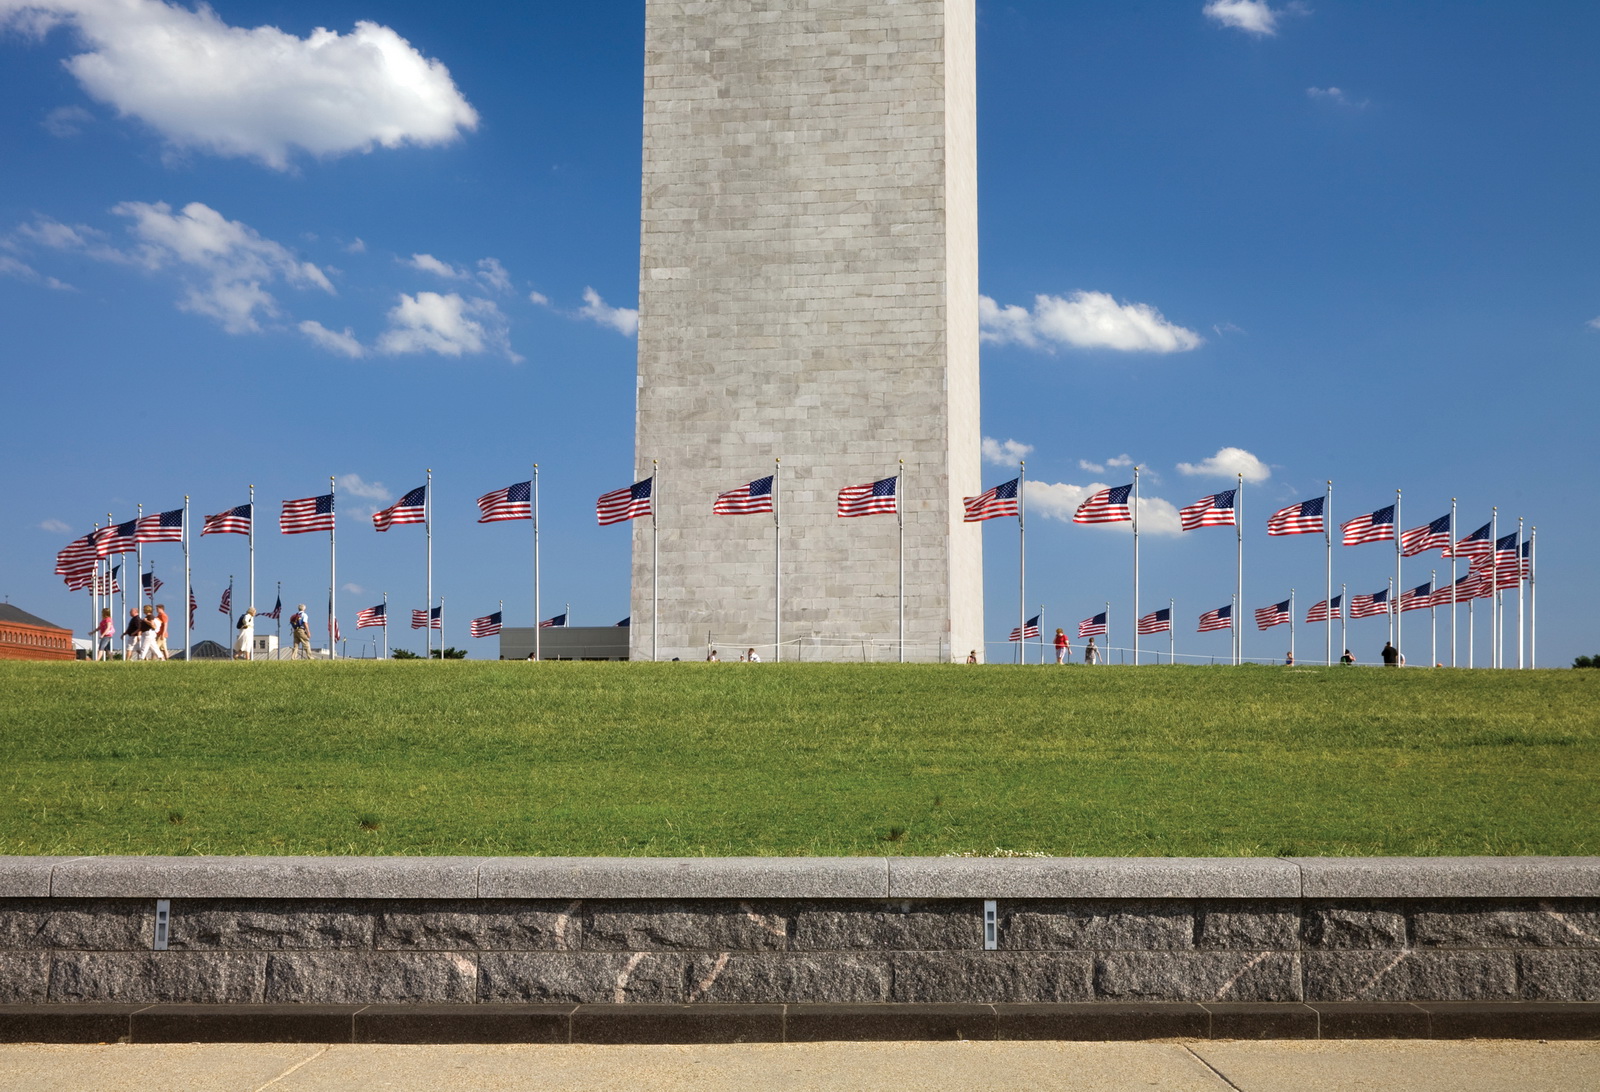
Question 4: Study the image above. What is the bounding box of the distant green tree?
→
[431,647,468,660]
[1575,654,1599,669]
[391,648,422,660]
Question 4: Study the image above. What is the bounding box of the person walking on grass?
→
[1084,636,1100,665]
[1381,641,1400,667]
[154,603,170,660]
[235,607,257,660]
[123,607,148,660]
[90,608,114,661]
[1053,628,1070,665]
[139,606,160,661]
[290,604,311,659]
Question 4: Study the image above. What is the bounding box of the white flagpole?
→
[1038,603,1045,665]
[1392,489,1402,655]
[425,469,433,661]
[1169,598,1175,664]
[1449,497,1458,668]
[438,598,444,654]
[1469,589,1476,670]
[774,457,782,663]
[1289,588,1296,663]
[90,527,100,655]
[1430,568,1437,668]
[1490,507,1499,669]
[1105,600,1111,665]
[1340,582,1347,660]
[1324,481,1333,666]
[1018,461,1026,667]
[1132,467,1140,667]
[275,580,282,649]
[1387,576,1394,659]
[227,574,234,655]
[1237,474,1246,667]
[652,458,659,662]
[329,475,338,661]
[1529,527,1537,669]
[182,505,193,659]
[533,464,542,663]
[382,592,389,659]
[248,485,255,635]
[1517,516,1525,670]
[898,458,905,664]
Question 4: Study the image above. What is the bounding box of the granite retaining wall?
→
[3,858,1598,1007]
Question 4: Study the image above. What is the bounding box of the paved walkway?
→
[2,1041,1597,1091]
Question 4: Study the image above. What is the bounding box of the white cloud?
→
[41,103,92,136]
[342,583,364,595]
[981,437,1034,466]
[528,289,550,307]
[476,257,511,293]
[336,474,390,501]
[577,286,639,336]
[376,291,519,361]
[406,252,465,279]
[1589,317,1600,330]
[1080,454,1133,474]
[344,238,366,254]
[1024,480,1182,535]
[1307,86,1368,109]
[1177,446,1271,483]
[0,253,73,290]
[39,518,73,533]
[110,201,334,333]
[980,291,1202,354]
[0,0,478,170]
[1203,0,1283,36]
[298,319,366,358]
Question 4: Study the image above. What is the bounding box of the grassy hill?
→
[2,660,1595,857]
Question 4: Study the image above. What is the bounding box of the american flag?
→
[1470,553,1527,591]
[90,567,122,596]
[411,606,441,630]
[1073,484,1133,524]
[1522,539,1534,580]
[263,596,282,621]
[539,612,567,628]
[1349,589,1391,618]
[597,477,654,525]
[189,587,197,627]
[714,474,775,515]
[281,493,335,534]
[1399,581,1433,612]
[1180,489,1237,531]
[963,478,1020,522]
[56,533,96,589]
[97,519,138,557]
[357,603,387,628]
[1445,521,1492,560]
[1267,498,1325,536]
[1447,569,1493,601]
[141,571,163,598]
[1078,612,1108,638]
[1198,605,1233,632]
[1137,608,1172,635]
[1255,599,1291,630]
[135,508,184,543]
[334,617,342,643]
[1306,595,1342,623]
[1400,513,1452,557]
[470,611,503,638]
[202,503,252,536]
[1342,504,1396,546]
[373,486,427,532]
[837,476,898,517]
[477,480,532,523]
[219,587,232,616]
[1009,614,1041,641]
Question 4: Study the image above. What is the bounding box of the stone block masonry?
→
[633,0,982,661]
[2,857,1598,1008]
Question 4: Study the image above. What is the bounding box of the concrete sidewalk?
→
[2,1041,1597,1091]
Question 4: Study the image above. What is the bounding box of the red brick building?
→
[0,603,75,661]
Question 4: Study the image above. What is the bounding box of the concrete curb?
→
[5,856,1598,901]
[3,1002,1597,1044]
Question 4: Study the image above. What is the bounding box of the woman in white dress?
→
[234,607,256,660]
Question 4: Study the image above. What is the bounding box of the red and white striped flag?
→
[1399,581,1434,612]
[1444,521,1493,560]
[1349,589,1392,618]
[1306,596,1341,623]
[470,612,503,638]
[597,478,653,525]
[134,509,184,543]
[1009,614,1040,641]
[373,486,426,532]
[1137,608,1172,635]
[837,476,898,517]
[714,475,775,515]
[1073,484,1132,524]
[55,533,96,589]
[202,504,252,536]
[97,519,138,557]
[963,478,1020,522]
[218,587,232,616]
[1342,505,1396,546]
[1078,612,1108,638]
[477,481,532,523]
[1267,498,1325,537]
[357,603,387,628]
[1198,605,1233,632]
[281,494,335,534]
[1400,514,1452,557]
[1179,490,1236,531]
[411,607,441,630]
[1254,599,1291,630]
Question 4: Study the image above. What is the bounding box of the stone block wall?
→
[2,857,1597,1006]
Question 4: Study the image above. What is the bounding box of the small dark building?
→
[0,603,75,661]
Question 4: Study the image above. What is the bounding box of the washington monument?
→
[632,0,982,662]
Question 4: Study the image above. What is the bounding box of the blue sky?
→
[2,0,1594,664]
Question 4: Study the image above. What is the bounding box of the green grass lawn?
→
[1,660,1595,857]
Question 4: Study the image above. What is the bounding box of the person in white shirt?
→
[745,648,761,663]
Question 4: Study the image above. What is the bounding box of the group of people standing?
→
[91,605,170,660]
[1053,629,1101,665]
[233,605,314,659]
